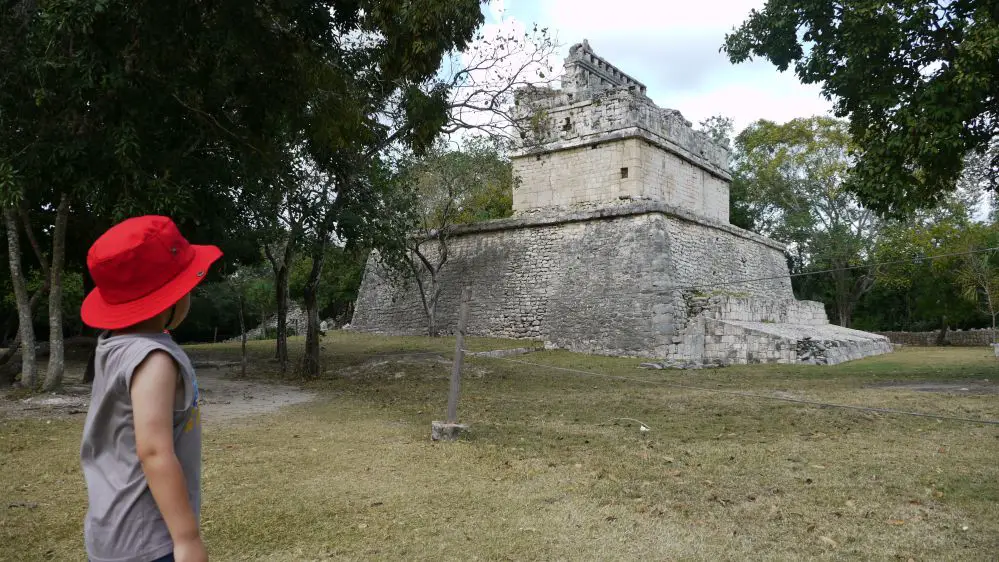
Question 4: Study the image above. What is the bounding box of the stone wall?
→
[352,205,794,358]
[695,295,827,325]
[512,134,730,223]
[513,89,729,181]
[637,139,730,223]
[508,40,731,227]
[561,39,648,97]
[227,302,308,342]
[703,320,892,366]
[878,329,997,347]
[513,139,640,211]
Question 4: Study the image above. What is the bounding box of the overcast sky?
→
[484,0,834,133]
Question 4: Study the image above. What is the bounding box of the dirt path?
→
[0,368,316,422]
[195,369,316,423]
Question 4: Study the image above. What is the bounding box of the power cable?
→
[467,354,999,427]
[678,246,999,291]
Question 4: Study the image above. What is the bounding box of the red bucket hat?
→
[81,216,222,330]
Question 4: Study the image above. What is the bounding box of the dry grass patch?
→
[2,337,998,560]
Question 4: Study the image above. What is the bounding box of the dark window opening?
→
[620,167,629,179]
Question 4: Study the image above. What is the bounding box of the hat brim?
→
[81,245,223,331]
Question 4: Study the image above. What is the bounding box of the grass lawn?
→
[2,333,998,560]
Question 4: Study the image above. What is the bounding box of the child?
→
[80,216,221,562]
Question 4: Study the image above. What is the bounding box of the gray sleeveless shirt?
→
[80,332,202,562]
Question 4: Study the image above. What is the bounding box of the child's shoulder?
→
[99,333,188,380]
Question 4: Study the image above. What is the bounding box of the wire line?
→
[468,354,999,427]
[678,246,999,291]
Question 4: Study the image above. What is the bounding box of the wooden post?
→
[447,286,470,424]
[432,286,471,441]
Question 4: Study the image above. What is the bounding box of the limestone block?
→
[431,422,469,441]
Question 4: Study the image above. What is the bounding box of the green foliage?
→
[952,223,999,333]
[724,0,999,217]
[1,0,486,262]
[2,0,489,345]
[404,136,515,233]
[734,117,877,263]
[697,115,758,231]
[243,277,277,321]
[733,117,879,326]
[167,248,369,344]
[861,187,994,331]
[698,116,735,150]
[171,281,262,344]
[289,246,368,323]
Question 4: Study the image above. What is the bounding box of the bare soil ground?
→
[868,381,999,395]
[0,361,315,423]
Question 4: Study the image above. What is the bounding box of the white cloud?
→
[538,0,763,32]
[498,0,835,132]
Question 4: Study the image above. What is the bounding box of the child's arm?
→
[131,351,207,562]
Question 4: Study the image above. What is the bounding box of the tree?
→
[439,23,559,140]
[398,138,514,336]
[960,137,999,221]
[954,224,999,345]
[291,16,553,374]
[260,182,309,374]
[697,115,760,231]
[3,0,486,385]
[734,117,880,327]
[869,216,978,334]
[2,208,37,388]
[289,246,368,327]
[724,0,999,217]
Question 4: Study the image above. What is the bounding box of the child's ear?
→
[167,294,193,330]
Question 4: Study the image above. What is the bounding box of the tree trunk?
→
[238,294,247,378]
[426,289,438,337]
[835,300,852,329]
[935,315,949,346]
[275,263,290,372]
[84,348,96,384]
[992,312,999,344]
[427,274,445,337]
[0,330,21,367]
[266,239,296,374]
[43,194,70,391]
[0,285,49,369]
[302,243,326,379]
[4,208,37,388]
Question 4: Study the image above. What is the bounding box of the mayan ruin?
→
[351,41,892,366]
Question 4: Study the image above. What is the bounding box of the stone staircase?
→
[683,295,892,366]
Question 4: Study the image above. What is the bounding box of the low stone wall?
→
[696,295,828,326]
[226,303,309,343]
[878,329,997,347]
[706,320,892,365]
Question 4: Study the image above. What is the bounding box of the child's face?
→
[167,293,192,330]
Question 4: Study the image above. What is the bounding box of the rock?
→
[431,421,469,442]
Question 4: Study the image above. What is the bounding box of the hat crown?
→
[88,216,196,305]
